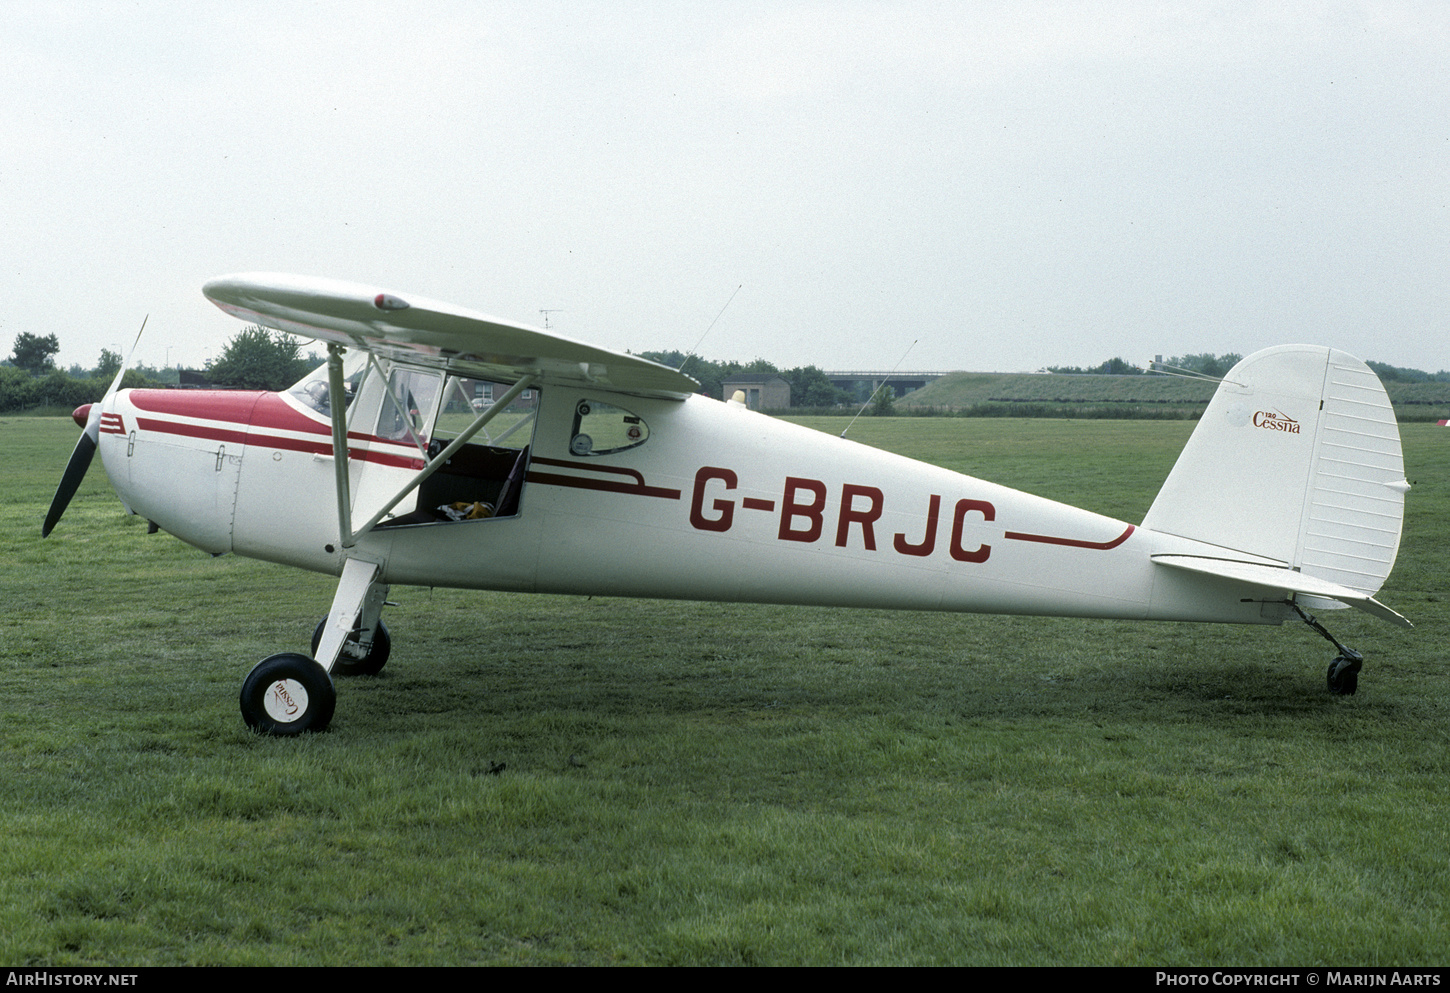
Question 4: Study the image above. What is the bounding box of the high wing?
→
[203,272,699,398]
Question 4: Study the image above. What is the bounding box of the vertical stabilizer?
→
[1142,346,1407,595]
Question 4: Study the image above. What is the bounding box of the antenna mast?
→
[679,284,742,376]
[839,338,918,439]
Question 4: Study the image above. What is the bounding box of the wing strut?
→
[346,374,536,545]
[325,345,355,549]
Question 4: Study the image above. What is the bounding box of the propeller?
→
[43,316,146,537]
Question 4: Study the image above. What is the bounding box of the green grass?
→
[2,415,1447,965]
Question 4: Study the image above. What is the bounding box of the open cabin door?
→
[344,359,538,530]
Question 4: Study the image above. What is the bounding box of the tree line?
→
[635,350,865,407]
[7,328,1448,415]
[1049,352,1450,383]
[1047,353,1247,377]
[1365,361,1450,383]
[2,326,318,412]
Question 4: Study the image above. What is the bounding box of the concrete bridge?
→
[822,371,951,396]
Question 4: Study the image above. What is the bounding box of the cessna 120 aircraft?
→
[44,273,1411,735]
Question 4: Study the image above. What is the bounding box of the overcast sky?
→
[4,1,1447,377]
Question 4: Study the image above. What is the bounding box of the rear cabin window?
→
[569,399,648,456]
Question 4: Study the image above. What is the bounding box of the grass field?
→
[2,415,1446,966]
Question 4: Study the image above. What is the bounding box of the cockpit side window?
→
[375,372,539,527]
[377,367,442,450]
[569,399,649,456]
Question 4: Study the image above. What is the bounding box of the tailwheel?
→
[240,653,336,735]
[1292,602,1366,696]
[1327,655,1362,696]
[311,618,391,676]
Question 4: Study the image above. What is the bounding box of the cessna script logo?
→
[269,681,302,717]
[1253,410,1300,434]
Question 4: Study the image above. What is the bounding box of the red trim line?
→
[526,471,680,500]
[526,459,681,500]
[135,416,424,470]
[137,417,248,446]
[349,449,426,470]
[1005,524,1135,550]
[530,456,650,488]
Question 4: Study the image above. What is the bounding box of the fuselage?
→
[93,376,1288,628]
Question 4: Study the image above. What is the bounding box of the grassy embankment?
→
[1,415,1445,965]
[894,371,1450,421]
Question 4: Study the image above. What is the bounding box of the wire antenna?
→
[678,284,742,376]
[840,338,917,439]
[538,309,564,330]
[1148,362,1243,388]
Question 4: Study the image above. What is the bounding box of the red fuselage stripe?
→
[526,471,681,500]
[1004,524,1135,550]
[134,416,424,469]
[136,417,249,446]
[530,456,649,488]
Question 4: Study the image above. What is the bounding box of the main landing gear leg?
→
[240,558,389,735]
[310,562,392,677]
[1291,601,1364,695]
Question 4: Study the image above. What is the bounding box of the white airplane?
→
[44,273,1412,735]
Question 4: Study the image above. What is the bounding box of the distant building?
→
[721,373,791,410]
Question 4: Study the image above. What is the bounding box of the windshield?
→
[288,350,371,416]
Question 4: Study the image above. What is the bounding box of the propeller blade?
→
[104,315,145,399]
[42,430,97,537]
[41,315,147,537]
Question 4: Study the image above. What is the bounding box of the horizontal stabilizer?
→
[1152,554,1411,628]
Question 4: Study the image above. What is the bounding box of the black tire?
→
[311,618,391,676]
[1327,656,1360,696]
[240,653,336,735]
